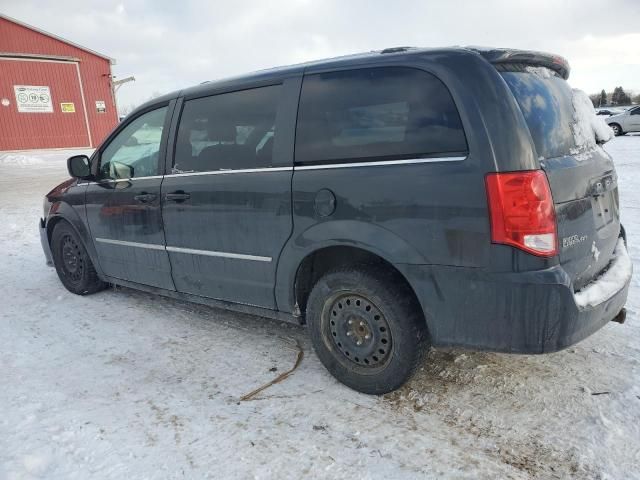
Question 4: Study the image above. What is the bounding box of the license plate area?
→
[588,173,619,233]
[592,191,616,230]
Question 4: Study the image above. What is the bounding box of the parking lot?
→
[1,138,639,479]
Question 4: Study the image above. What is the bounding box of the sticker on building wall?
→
[96,100,106,113]
[14,86,53,113]
[1,98,9,107]
[60,102,76,113]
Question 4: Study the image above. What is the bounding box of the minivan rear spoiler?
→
[467,47,570,80]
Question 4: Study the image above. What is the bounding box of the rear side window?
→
[501,67,579,159]
[295,67,467,164]
[173,84,281,173]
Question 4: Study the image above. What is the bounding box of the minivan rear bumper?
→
[398,241,632,354]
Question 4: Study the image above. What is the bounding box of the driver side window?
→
[100,106,168,179]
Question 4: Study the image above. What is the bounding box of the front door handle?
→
[165,192,191,202]
[134,193,157,203]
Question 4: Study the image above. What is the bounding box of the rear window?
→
[501,67,579,159]
[295,67,467,164]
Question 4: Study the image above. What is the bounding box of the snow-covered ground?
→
[1,141,639,480]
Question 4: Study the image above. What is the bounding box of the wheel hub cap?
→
[63,246,78,271]
[327,294,392,367]
[61,235,83,281]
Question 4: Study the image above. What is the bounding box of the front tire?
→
[51,221,106,295]
[306,266,428,394]
[610,123,623,136]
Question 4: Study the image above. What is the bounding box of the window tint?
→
[173,85,281,173]
[631,107,640,115]
[295,67,467,164]
[100,107,168,179]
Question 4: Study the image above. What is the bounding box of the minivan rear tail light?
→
[485,170,558,257]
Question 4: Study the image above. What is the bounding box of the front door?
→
[160,80,298,308]
[627,106,640,132]
[85,104,175,290]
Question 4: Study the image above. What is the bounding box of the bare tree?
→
[118,103,138,117]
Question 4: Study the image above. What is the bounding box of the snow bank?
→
[0,153,45,166]
[572,89,615,148]
[2,142,640,479]
[574,238,632,308]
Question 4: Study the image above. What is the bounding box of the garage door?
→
[0,58,91,150]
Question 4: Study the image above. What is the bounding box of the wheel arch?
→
[609,122,623,135]
[46,214,69,243]
[275,223,432,333]
[45,203,105,278]
[275,220,429,313]
[297,244,421,307]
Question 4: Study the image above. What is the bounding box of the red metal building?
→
[0,14,118,151]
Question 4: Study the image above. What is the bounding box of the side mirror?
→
[67,155,92,179]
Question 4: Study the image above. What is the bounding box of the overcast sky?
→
[2,0,639,110]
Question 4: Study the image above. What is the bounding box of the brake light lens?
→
[485,170,558,257]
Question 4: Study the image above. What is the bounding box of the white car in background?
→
[595,107,626,116]
[606,106,640,135]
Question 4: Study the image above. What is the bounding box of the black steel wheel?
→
[61,234,85,283]
[307,265,428,394]
[51,221,106,295]
[326,293,392,369]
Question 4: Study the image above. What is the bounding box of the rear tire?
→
[51,221,106,295]
[306,266,428,394]
[610,123,623,136]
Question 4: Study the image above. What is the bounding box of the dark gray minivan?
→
[40,47,632,394]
